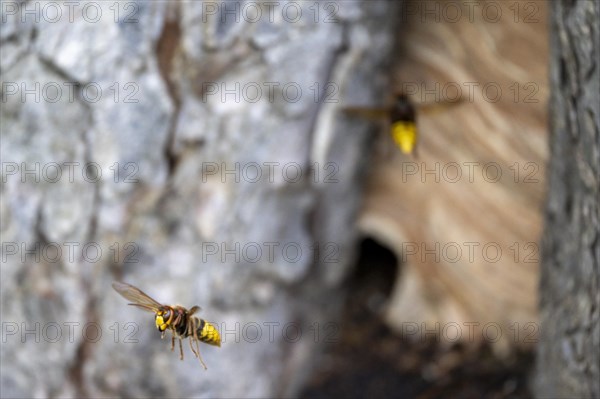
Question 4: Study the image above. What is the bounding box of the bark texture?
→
[0,2,396,397]
[535,0,600,397]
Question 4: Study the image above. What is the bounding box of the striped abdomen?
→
[186,317,221,347]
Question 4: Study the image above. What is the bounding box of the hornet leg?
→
[187,319,198,358]
[193,327,207,370]
[189,337,199,358]
[196,340,207,370]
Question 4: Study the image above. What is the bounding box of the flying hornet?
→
[342,93,463,157]
[112,281,221,370]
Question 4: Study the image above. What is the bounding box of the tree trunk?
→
[0,2,397,397]
[535,1,599,397]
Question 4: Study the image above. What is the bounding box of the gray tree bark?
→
[535,0,599,397]
[0,1,397,397]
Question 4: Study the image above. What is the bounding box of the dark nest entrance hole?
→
[300,237,534,399]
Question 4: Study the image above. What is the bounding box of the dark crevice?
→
[559,57,569,89]
[156,5,183,178]
[342,236,399,327]
[300,237,401,397]
[562,0,577,13]
[33,201,50,247]
[348,237,398,301]
[36,55,84,86]
[29,25,38,43]
[564,192,574,217]
[15,200,51,288]
[67,295,99,398]
[301,237,534,398]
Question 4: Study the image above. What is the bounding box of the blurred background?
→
[1,0,553,398]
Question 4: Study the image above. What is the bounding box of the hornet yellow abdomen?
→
[197,319,221,347]
[391,121,418,154]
